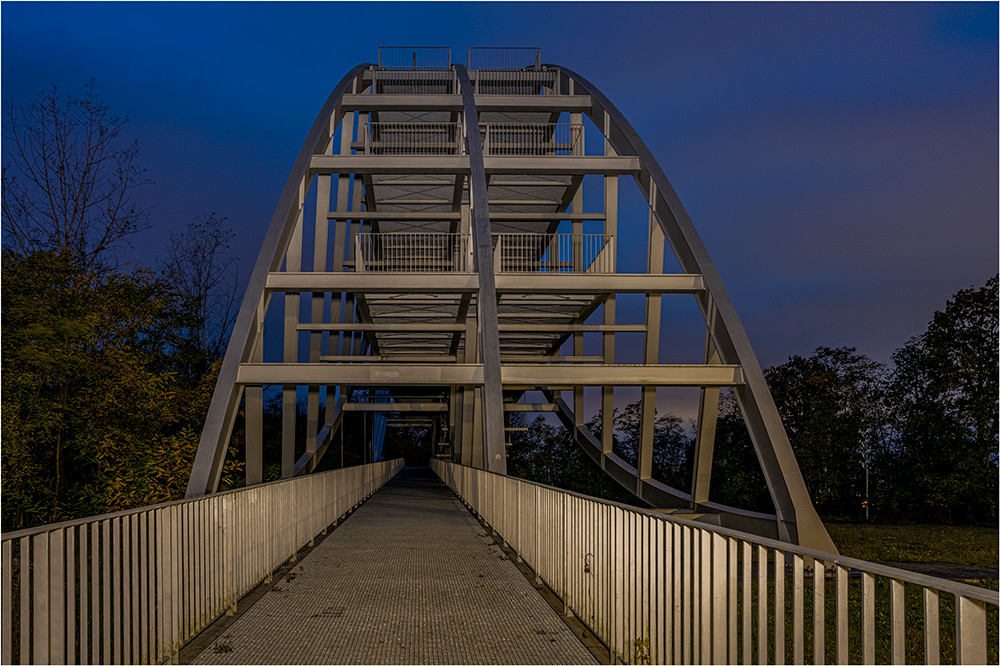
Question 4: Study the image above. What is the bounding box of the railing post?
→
[956,596,987,665]
[493,234,503,273]
[355,233,365,272]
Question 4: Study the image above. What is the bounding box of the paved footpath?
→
[192,468,597,664]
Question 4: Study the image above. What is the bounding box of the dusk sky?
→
[3,2,997,374]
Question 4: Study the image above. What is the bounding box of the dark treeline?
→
[2,83,244,531]
[510,275,998,526]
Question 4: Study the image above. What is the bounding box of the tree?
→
[763,347,890,520]
[885,275,998,523]
[709,390,775,514]
[1,249,243,529]
[160,213,241,376]
[507,415,640,505]
[2,81,150,273]
[587,403,692,490]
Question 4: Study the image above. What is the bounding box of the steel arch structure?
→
[185,47,836,553]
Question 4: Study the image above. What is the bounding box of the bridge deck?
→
[191,468,598,664]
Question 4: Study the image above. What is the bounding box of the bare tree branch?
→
[2,80,151,272]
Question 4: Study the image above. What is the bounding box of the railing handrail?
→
[2,463,394,542]
[436,460,999,605]
[467,46,541,70]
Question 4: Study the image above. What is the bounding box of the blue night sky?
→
[3,2,997,375]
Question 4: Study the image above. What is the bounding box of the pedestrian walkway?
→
[191,468,598,664]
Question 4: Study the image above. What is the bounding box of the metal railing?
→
[480,123,583,156]
[494,233,615,274]
[467,47,541,70]
[356,232,471,272]
[431,460,998,665]
[472,69,560,95]
[378,46,451,70]
[366,122,464,155]
[370,68,458,95]
[2,460,403,665]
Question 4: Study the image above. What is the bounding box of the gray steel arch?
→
[183,51,836,555]
[550,64,836,553]
[186,63,372,498]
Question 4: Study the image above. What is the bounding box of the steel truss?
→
[185,48,836,552]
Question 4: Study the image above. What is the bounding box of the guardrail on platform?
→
[366,122,464,155]
[481,123,582,156]
[2,459,403,665]
[357,232,471,272]
[431,459,998,665]
[370,68,458,95]
[494,233,615,274]
[467,47,541,71]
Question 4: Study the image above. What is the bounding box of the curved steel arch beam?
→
[186,63,372,499]
[552,65,836,552]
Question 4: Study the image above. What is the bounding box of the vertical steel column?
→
[601,120,618,457]
[690,302,721,504]
[329,113,357,430]
[638,185,664,480]
[281,181,304,478]
[305,121,338,470]
[570,111,585,432]
[454,64,506,474]
[460,312,478,466]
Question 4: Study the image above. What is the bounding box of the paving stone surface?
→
[192,468,597,664]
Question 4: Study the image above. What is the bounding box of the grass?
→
[826,524,999,569]
[736,574,999,665]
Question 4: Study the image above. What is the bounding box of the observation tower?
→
[185,47,836,553]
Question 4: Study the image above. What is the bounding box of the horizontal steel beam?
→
[236,363,484,386]
[236,362,743,387]
[319,355,459,362]
[497,324,645,332]
[269,272,703,295]
[300,322,466,332]
[485,156,640,175]
[343,402,449,412]
[491,212,605,221]
[266,272,479,293]
[310,155,639,177]
[504,403,558,412]
[502,364,744,386]
[341,94,592,112]
[500,356,606,363]
[311,155,469,175]
[327,211,462,220]
[495,273,705,294]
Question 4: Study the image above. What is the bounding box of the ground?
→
[827,523,998,570]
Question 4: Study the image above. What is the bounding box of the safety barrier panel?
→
[467,47,541,71]
[481,123,583,156]
[370,68,458,95]
[2,459,403,664]
[431,460,998,665]
[494,233,615,274]
[366,122,464,155]
[357,232,470,273]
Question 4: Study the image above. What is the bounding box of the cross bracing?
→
[184,47,837,553]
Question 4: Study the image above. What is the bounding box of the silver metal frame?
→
[185,48,839,554]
